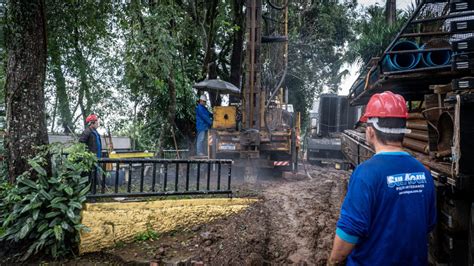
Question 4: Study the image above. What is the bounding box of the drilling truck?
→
[207,0,300,177]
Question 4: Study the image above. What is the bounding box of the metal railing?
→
[161,149,190,159]
[87,158,233,199]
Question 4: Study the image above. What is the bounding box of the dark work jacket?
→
[79,127,102,158]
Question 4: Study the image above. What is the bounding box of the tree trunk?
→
[157,71,178,157]
[229,0,245,104]
[49,36,74,133]
[385,0,396,26]
[5,0,49,182]
[201,0,222,107]
[167,72,177,127]
[73,18,92,126]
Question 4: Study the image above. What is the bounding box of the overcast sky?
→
[338,0,416,96]
[358,0,414,8]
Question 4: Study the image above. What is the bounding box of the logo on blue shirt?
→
[386,172,427,188]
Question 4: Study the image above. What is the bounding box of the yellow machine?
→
[212,106,237,130]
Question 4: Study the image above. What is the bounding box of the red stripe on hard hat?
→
[360,91,408,122]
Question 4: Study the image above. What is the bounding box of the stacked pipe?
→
[383,40,452,72]
[403,112,429,154]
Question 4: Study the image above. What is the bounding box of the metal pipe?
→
[101,163,106,194]
[408,112,424,120]
[91,168,97,194]
[227,164,232,190]
[411,11,474,24]
[197,163,201,191]
[115,162,119,193]
[403,137,429,154]
[128,163,132,193]
[207,162,211,191]
[386,47,451,55]
[407,120,428,131]
[163,162,168,191]
[174,162,179,192]
[217,162,221,190]
[435,149,451,158]
[383,64,450,75]
[140,163,145,193]
[185,162,190,191]
[400,31,462,38]
[151,162,156,192]
[406,130,429,142]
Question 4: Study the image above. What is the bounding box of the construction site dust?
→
[71,165,350,265]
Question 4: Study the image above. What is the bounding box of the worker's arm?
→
[329,167,372,265]
[79,128,91,144]
[328,231,356,265]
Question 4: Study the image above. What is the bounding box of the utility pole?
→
[385,0,396,26]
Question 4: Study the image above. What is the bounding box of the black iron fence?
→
[87,158,233,199]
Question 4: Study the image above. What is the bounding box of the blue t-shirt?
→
[336,151,436,266]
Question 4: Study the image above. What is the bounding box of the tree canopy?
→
[0,0,402,152]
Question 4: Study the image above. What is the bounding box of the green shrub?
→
[134,223,160,242]
[0,143,96,260]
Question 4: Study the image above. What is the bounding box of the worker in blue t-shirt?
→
[195,95,213,156]
[328,91,436,265]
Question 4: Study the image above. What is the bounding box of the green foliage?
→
[120,2,196,150]
[0,143,96,260]
[45,0,127,132]
[134,224,160,242]
[345,5,409,67]
[287,0,357,130]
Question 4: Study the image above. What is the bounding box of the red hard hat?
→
[360,91,408,122]
[86,114,98,124]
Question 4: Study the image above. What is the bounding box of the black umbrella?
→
[192,79,241,95]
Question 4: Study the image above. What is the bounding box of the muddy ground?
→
[92,164,350,265]
[1,164,351,265]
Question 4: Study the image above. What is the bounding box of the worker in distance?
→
[79,113,102,159]
[328,91,436,265]
[195,94,213,156]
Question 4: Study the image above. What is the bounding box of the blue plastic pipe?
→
[383,41,422,71]
[420,45,452,66]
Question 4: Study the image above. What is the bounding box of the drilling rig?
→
[208,0,300,177]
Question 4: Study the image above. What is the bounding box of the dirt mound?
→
[186,201,270,265]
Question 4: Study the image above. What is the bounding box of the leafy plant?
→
[134,223,160,242]
[0,143,96,260]
[345,5,410,67]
